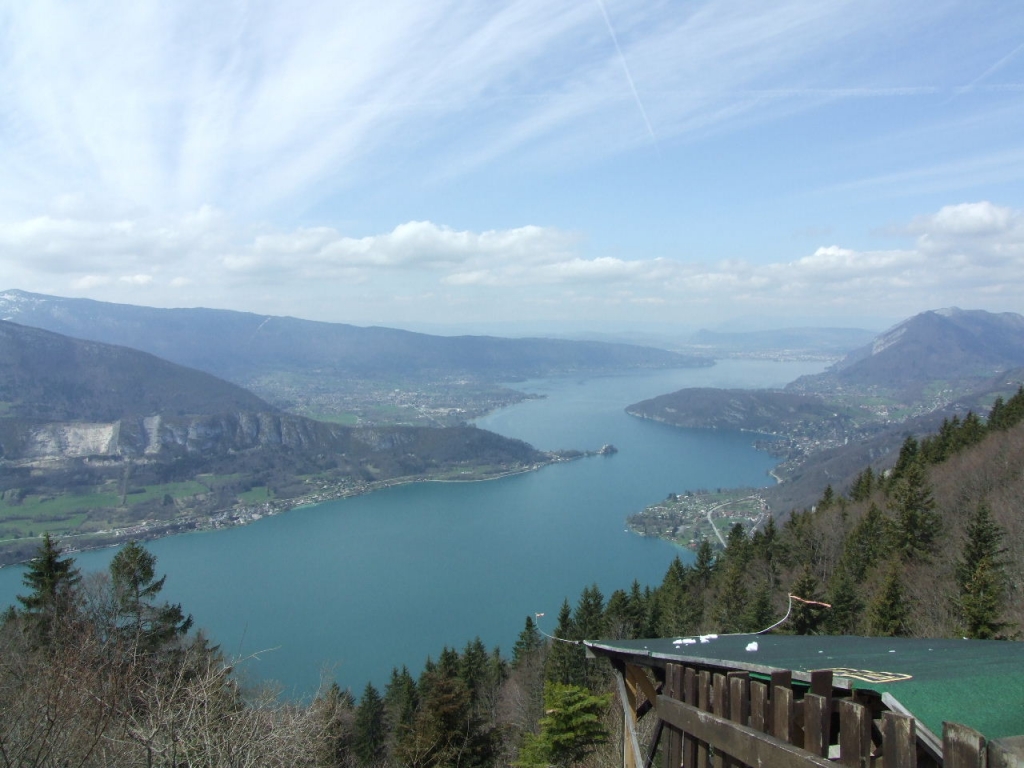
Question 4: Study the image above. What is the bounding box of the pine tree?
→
[354,682,387,766]
[17,533,81,617]
[848,467,875,503]
[817,484,835,511]
[825,567,863,635]
[887,436,919,487]
[693,539,716,587]
[955,502,1009,639]
[657,564,703,638]
[788,567,825,635]
[544,600,579,686]
[516,683,611,768]
[109,541,192,650]
[742,581,775,633]
[887,461,940,561]
[512,616,544,667]
[715,560,749,633]
[842,502,886,581]
[459,637,489,705]
[869,563,910,637]
[384,666,418,755]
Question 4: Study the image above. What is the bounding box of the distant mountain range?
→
[0,319,559,563]
[0,319,546,467]
[789,308,1024,397]
[623,307,1024,512]
[0,290,707,387]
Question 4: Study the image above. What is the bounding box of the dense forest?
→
[2,389,1023,766]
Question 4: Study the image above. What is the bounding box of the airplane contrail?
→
[594,0,658,147]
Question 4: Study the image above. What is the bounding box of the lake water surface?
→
[0,359,825,696]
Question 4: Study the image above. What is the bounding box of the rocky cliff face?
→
[6,410,344,463]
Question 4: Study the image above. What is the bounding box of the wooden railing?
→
[613,661,1022,768]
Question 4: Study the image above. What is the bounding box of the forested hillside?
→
[2,391,1022,766]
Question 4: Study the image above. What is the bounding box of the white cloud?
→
[912,201,1018,237]
[3,201,1024,328]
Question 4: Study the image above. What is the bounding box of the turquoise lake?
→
[0,359,825,697]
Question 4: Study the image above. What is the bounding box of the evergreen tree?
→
[869,563,910,637]
[742,581,775,633]
[848,467,875,503]
[693,539,716,587]
[723,523,749,564]
[109,541,192,650]
[544,600,579,686]
[17,533,81,618]
[603,589,634,640]
[955,502,1009,639]
[887,436,919,487]
[842,503,886,581]
[459,637,489,705]
[657,558,702,637]
[397,668,494,768]
[887,461,940,561]
[354,682,387,766]
[516,683,611,768]
[989,387,1024,430]
[571,584,607,690]
[384,666,419,755]
[817,484,835,511]
[788,567,826,635]
[715,560,749,633]
[512,616,544,667]
[825,567,863,635]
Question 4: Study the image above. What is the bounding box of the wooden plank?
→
[698,670,711,768]
[770,670,792,693]
[750,681,768,733]
[838,699,871,768]
[683,667,698,768]
[809,670,833,752]
[729,672,750,728]
[664,664,682,768]
[771,685,793,744]
[656,695,834,768]
[803,694,827,758]
[727,673,750,768]
[944,722,986,768]
[713,673,730,768]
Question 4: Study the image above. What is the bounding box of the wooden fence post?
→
[881,711,916,768]
[944,722,986,768]
[838,699,871,768]
[683,667,698,768]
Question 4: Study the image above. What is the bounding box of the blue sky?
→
[1,0,1023,335]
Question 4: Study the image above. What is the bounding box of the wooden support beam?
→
[656,695,834,768]
[613,661,646,768]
